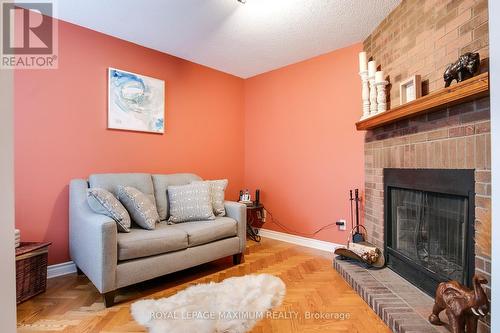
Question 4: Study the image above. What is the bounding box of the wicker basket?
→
[16,242,51,304]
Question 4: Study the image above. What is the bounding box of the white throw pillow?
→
[167,182,215,223]
[192,179,228,217]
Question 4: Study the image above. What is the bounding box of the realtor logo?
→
[1,1,58,69]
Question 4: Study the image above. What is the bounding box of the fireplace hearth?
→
[384,169,475,296]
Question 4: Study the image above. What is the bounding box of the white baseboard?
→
[46,231,341,278]
[258,228,343,252]
[47,261,76,279]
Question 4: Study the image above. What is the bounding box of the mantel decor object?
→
[368,60,378,116]
[399,75,422,105]
[356,72,489,131]
[429,275,489,333]
[357,54,389,119]
[444,52,480,88]
[375,70,388,113]
[359,70,370,118]
[358,52,370,119]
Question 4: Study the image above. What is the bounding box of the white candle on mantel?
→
[358,52,367,72]
[375,70,385,83]
[368,60,377,77]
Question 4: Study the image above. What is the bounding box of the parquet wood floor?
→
[17,238,391,333]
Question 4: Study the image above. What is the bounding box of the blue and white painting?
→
[108,68,165,133]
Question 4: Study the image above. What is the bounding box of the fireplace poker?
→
[352,189,364,243]
[349,190,354,231]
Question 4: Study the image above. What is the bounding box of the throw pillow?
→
[87,188,131,232]
[192,179,228,217]
[117,186,159,230]
[167,182,215,223]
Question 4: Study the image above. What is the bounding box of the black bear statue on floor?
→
[443,52,480,88]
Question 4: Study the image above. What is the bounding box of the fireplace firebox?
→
[384,169,475,296]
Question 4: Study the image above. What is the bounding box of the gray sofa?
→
[69,173,246,307]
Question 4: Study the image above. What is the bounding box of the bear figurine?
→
[443,52,480,88]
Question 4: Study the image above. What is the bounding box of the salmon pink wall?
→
[14,20,245,264]
[244,43,365,245]
[15,18,364,265]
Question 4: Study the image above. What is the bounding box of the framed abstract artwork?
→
[108,68,165,133]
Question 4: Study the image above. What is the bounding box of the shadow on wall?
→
[47,185,70,262]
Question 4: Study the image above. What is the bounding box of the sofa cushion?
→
[192,179,228,217]
[117,186,160,230]
[170,217,237,247]
[152,173,202,221]
[89,173,157,212]
[117,223,188,261]
[87,187,131,232]
[167,182,215,223]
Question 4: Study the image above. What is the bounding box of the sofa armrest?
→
[69,179,117,293]
[224,201,246,253]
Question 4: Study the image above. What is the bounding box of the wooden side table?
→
[16,242,51,303]
[246,203,264,242]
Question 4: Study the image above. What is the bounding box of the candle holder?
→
[359,70,370,119]
[369,76,378,116]
[375,80,388,114]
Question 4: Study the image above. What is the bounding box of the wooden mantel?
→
[356,72,489,131]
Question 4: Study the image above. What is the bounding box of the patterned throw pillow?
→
[192,179,228,217]
[117,186,160,230]
[167,182,215,223]
[87,188,131,232]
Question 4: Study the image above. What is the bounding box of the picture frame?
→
[399,75,422,105]
[108,67,165,134]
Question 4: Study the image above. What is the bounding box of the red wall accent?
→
[14,20,245,264]
[244,43,365,245]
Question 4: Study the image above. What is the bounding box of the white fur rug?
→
[131,274,286,333]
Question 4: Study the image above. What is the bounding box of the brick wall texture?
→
[364,97,491,331]
[360,1,490,331]
[363,0,489,108]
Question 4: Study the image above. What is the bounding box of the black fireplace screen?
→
[384,169,475,296]
[390,188,467,283]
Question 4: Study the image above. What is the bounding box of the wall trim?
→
[258,228,343,252]
[47,261,76,279]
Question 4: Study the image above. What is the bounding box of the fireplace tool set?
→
[350,189,364,243]
[334,189,385,268]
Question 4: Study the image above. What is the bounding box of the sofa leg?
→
[233,253,244,265]
[103,291,116,308]
[76,266,84,276]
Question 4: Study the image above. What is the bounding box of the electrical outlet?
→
[337,219,347,231]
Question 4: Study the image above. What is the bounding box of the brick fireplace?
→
[333,1,491,332]
[359,97,491,333]
[364,96,491,291]
[335,96,491,333]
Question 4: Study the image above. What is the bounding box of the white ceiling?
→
[46,0,400,78]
